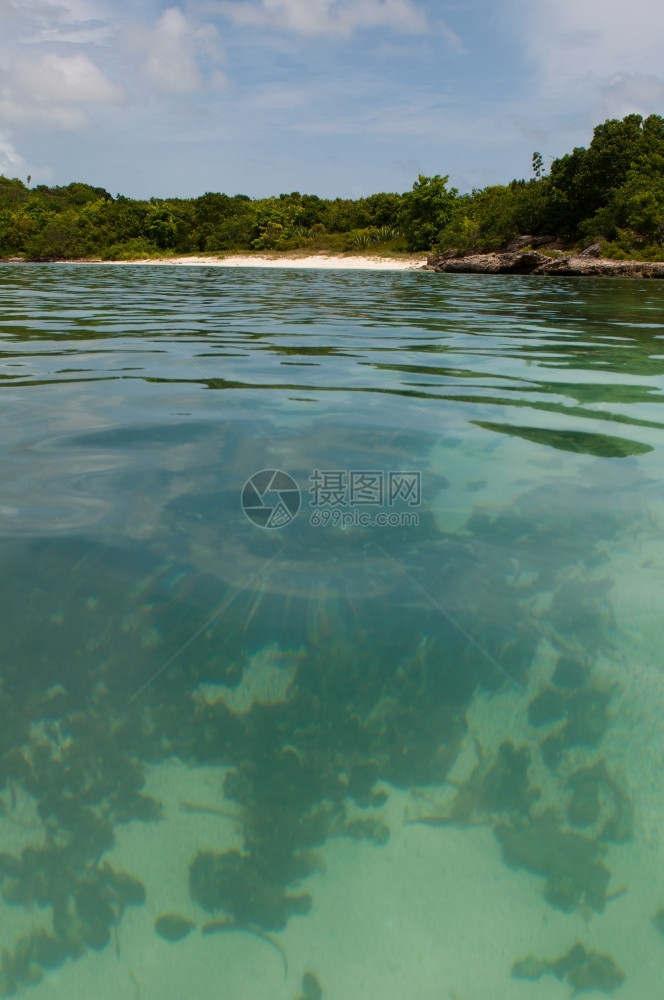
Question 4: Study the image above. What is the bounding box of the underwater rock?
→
[28,931,67,970]
[221,747,351,895]
[477,741,539,818]
[563,688,612,747]
[408,740,539,827]
[69,809,115,862]
[296,970,322,1000]
[74,878,115,950]
[0,928,72,996]
[494,810,611,914]
[343,817,390,845]
[567,765,602,827]
[0,939,42,996]
[513,941,625,995]
[599,779,634,844]
[528,687,567,727]
[541,732,566,771]
[652,906,664,936]
[106,866,146,905]
[539,682,614,771]
[155,914,196,942]
[346,762,386,807]
[189,850,312,931]
[552,656,589,690]
[563,761,634,842]
[375,701,466,789]
[0,843,146,992]
[108,789,162,824]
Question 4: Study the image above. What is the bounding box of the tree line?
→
[1,113,663,262]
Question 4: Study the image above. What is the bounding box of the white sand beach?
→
[103,253,428,271]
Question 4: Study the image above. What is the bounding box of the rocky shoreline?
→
[425,249,664,278]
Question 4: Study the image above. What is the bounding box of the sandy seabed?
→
[3,521,664,999]
[3,624,664,1000]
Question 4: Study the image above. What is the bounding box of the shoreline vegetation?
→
[2,113,664,274]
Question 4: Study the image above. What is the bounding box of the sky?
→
[1,0,663,200]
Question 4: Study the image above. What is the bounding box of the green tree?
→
[0,176,30,212]
[575,114,664,247]
[22,208,99,260]
[532,152,544,180]
[546,114,651,236]
[144,203,177,249]
[362,192,403,227]
[437,179,550,252]
[399,175,458,250]
[250,196,304,249]
[207,215,254,251]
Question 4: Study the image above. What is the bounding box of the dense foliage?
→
[1,113,663,261]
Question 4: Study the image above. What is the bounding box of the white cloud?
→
[0,128,52,182]
[436,19,464,55]
[2,0,111,44]
[244,83,308,111]
[13,51,124,103]
[599,72,664,120]
[0,1,16,23]
[514,0,664,98]
[0,49,123,133]
[0,1,124,136]
[0,93,89,128]
[0,129,24,174]
[129,7,225,94]
[219,0,428,37]
[501,0,664,155]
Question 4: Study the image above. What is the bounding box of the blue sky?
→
[1,0,663,199]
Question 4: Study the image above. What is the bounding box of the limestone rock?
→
[505,235,558,252]
[426,250,664,279]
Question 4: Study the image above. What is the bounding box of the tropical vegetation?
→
[1,113,663,262]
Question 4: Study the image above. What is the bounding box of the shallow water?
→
[1,263,664,998]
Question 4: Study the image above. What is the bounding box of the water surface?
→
[1,263,663,999]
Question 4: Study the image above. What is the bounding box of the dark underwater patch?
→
[472,420,652,457]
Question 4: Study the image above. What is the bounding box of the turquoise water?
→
[1,263,664,998]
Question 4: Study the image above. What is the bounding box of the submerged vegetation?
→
[512,942,626,995]
[1,113,663,262]
[0,457,642,994]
